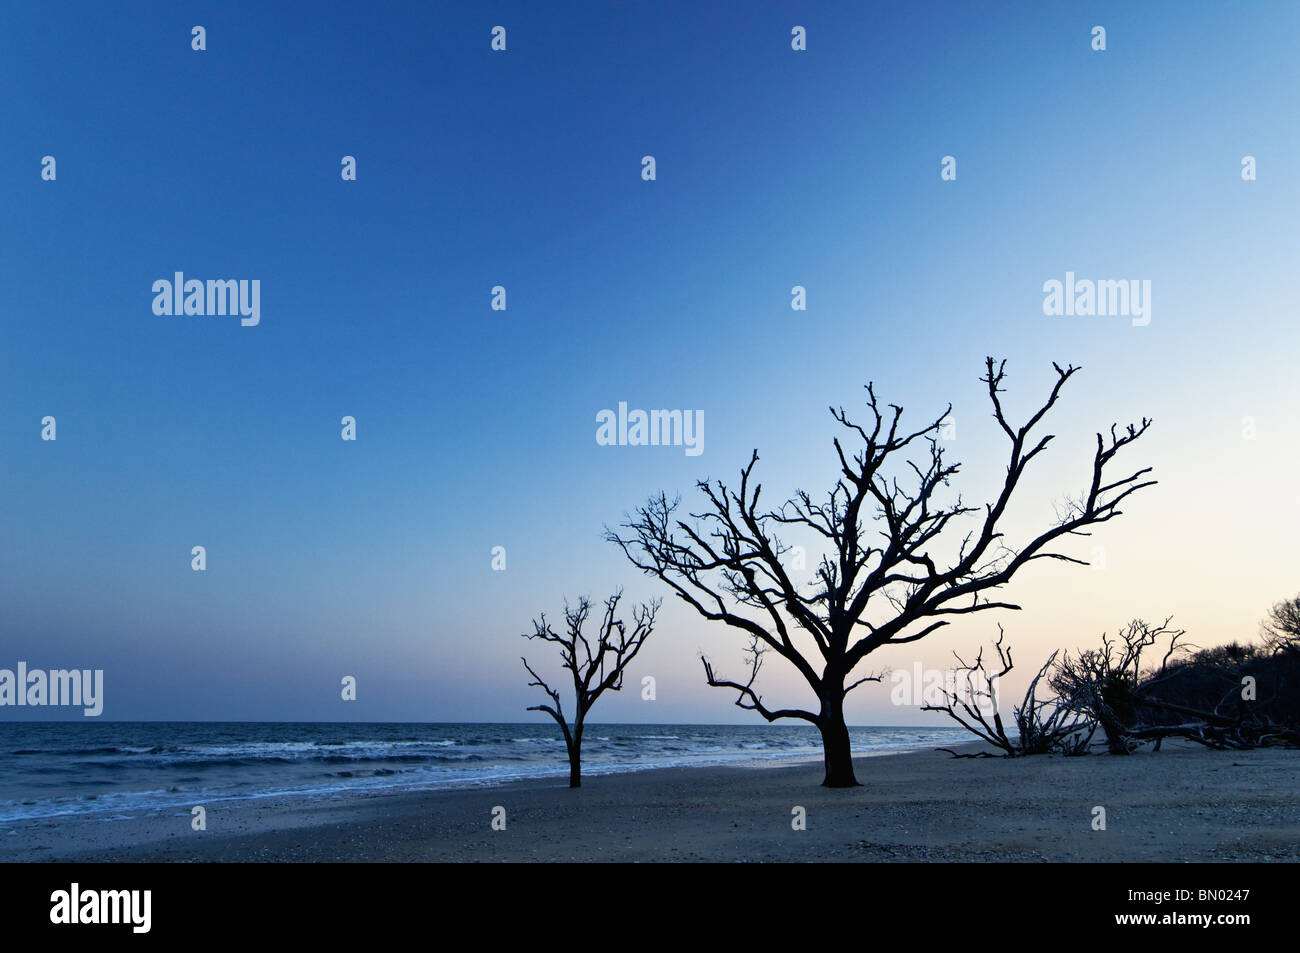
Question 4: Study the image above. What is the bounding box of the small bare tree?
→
[1049,617,1188,754]
[922,627,1095,756]
[1015,652,1097,755]
[521,591,659,788]
[1261,594,1300,654]
[609,359,1153,786]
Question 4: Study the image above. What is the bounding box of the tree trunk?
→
[819,691,859,787]
[1100,716,1131,755]
[567,725,583,788]
[1099,680,1133,755]
[567,745,582,787]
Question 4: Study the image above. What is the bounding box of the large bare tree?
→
[521,591,659,788]
[608,358,1154,786]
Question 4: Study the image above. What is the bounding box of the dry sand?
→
[4,741,1297,862]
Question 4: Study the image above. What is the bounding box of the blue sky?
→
[2,1,1298,722]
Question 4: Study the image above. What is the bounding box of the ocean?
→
[0,721,969,823]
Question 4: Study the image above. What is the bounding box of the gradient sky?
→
[2,1,1297,722]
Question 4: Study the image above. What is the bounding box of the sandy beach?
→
[4,741,1296,863]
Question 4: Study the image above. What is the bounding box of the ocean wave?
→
[0,725,971,823]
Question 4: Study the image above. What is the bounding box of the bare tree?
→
[1049,617,1188,754]
[1261,594,1300,654]
[608,359,1154,786]
[1126,632,1300,751]
[1015,652,1097,755]
[922,627,1017,756]
[521,591,659,788]
[922,627,1095,757]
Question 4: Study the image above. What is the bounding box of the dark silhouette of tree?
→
[608,359,1154,786]
[921,626,1095,757]
[1126,624,1300,750]
[1047,615,1300,751]
[1049,617,1188,754]
[521,591,659,788]
[1262,594,1300,653]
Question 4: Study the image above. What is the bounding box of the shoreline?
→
[0,730,965,826]
[0,741,949,844]
[4,741,1298,862]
